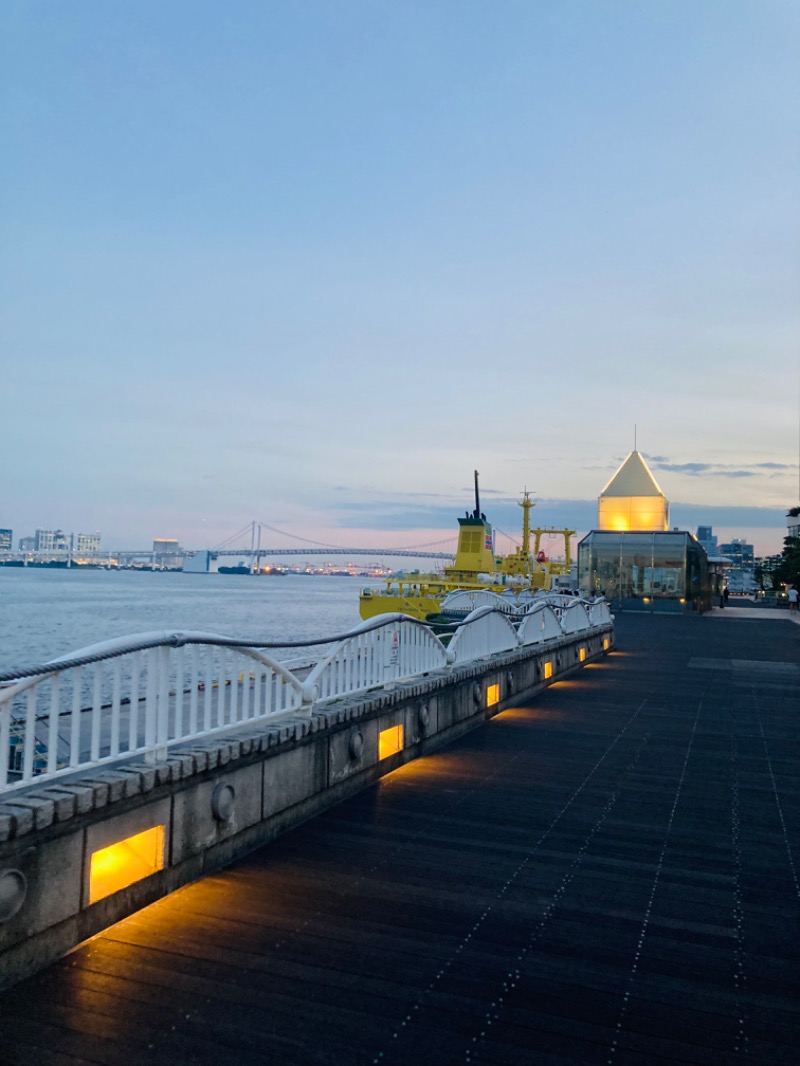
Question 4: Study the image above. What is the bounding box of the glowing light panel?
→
[543,661,553,679]
[579,647,587,662]
[486,684,500,707]
[90,826,165,904]
[379,724,404,760]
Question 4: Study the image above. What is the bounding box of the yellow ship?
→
[359,472,576,621]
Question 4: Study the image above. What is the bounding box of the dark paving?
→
[2,614,799,1065]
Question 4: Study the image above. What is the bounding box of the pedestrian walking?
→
[788,585,798,614]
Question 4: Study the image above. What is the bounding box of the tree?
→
[775,535,800,589]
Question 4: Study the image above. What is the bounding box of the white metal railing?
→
[0,600,612,796]
[302,616,451,702]
[439,589,523,617]
[517,604,564,645]
[0,632,304,793]
[448,607,521,662]
[559,600,592,634]
[587,599,613,626]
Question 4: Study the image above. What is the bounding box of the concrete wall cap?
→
[30,789,78,822]
[2,798,54,831]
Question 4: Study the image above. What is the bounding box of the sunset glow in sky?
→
[2,1,799,557]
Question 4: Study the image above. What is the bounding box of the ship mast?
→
[518,490,534,560]
[473,469,481,519]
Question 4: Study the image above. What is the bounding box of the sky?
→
[2,0,799,559]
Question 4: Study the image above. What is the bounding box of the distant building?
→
[756,554,783,589]
[153,538,183,567]
[725,569,757,594]
[18,536,35,552]
[719,539,755,569]
[75,532,101,554]
[787,508,800,539]
[0,529,11,550]
[35,529,70,552]
[696,525,718,555]
[153,538,182,555]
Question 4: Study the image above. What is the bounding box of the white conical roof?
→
[599,451,666,499]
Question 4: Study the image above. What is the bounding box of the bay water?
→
[0,569,381,672]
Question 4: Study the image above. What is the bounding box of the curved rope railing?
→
[0,598,611,795]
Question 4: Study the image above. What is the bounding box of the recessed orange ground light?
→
[379,724,403,760]
[90,826,165,904]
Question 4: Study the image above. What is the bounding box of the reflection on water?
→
[0,569,382,671]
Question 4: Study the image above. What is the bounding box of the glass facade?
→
[578,531,711,613]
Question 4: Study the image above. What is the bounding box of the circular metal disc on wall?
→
[349,731,365,760]
[0,868,27,923]
[211,782,236,823]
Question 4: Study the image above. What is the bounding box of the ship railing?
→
[0,605,612,796]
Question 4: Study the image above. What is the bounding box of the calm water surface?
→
[0,569,380,670]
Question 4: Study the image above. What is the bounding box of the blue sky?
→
[2,1,798,557]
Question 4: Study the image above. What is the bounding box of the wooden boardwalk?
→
[1,611,798,1065]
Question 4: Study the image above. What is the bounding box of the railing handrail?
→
[0,616,446,686]
[0,602,612,796]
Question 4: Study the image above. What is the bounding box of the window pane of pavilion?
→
[651,534,686,597]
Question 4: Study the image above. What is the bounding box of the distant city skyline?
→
[1,484,791,560]
[2,3,798,560]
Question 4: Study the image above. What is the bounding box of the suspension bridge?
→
[0,518,578,567]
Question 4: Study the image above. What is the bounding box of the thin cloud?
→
[655,462,713,474]
[651,459,794,478]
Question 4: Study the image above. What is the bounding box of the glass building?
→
[578,530,712,613]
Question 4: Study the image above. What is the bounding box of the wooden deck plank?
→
[2,614,799,1064]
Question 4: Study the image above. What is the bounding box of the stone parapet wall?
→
[0,625,613,988]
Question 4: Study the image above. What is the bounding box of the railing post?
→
[152,646,171,764]
[0,699,10,789]
[144,649,157,758]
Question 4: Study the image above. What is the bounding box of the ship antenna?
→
[473,469,481,519]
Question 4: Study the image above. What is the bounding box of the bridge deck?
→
[2,609,799,1065]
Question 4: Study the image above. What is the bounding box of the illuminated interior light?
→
[90,826,165,904]
[603,637,610,651]
[486,683,500,707]
[543,661,553,679]
[579,647,587,662]
[379,724,404,760]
